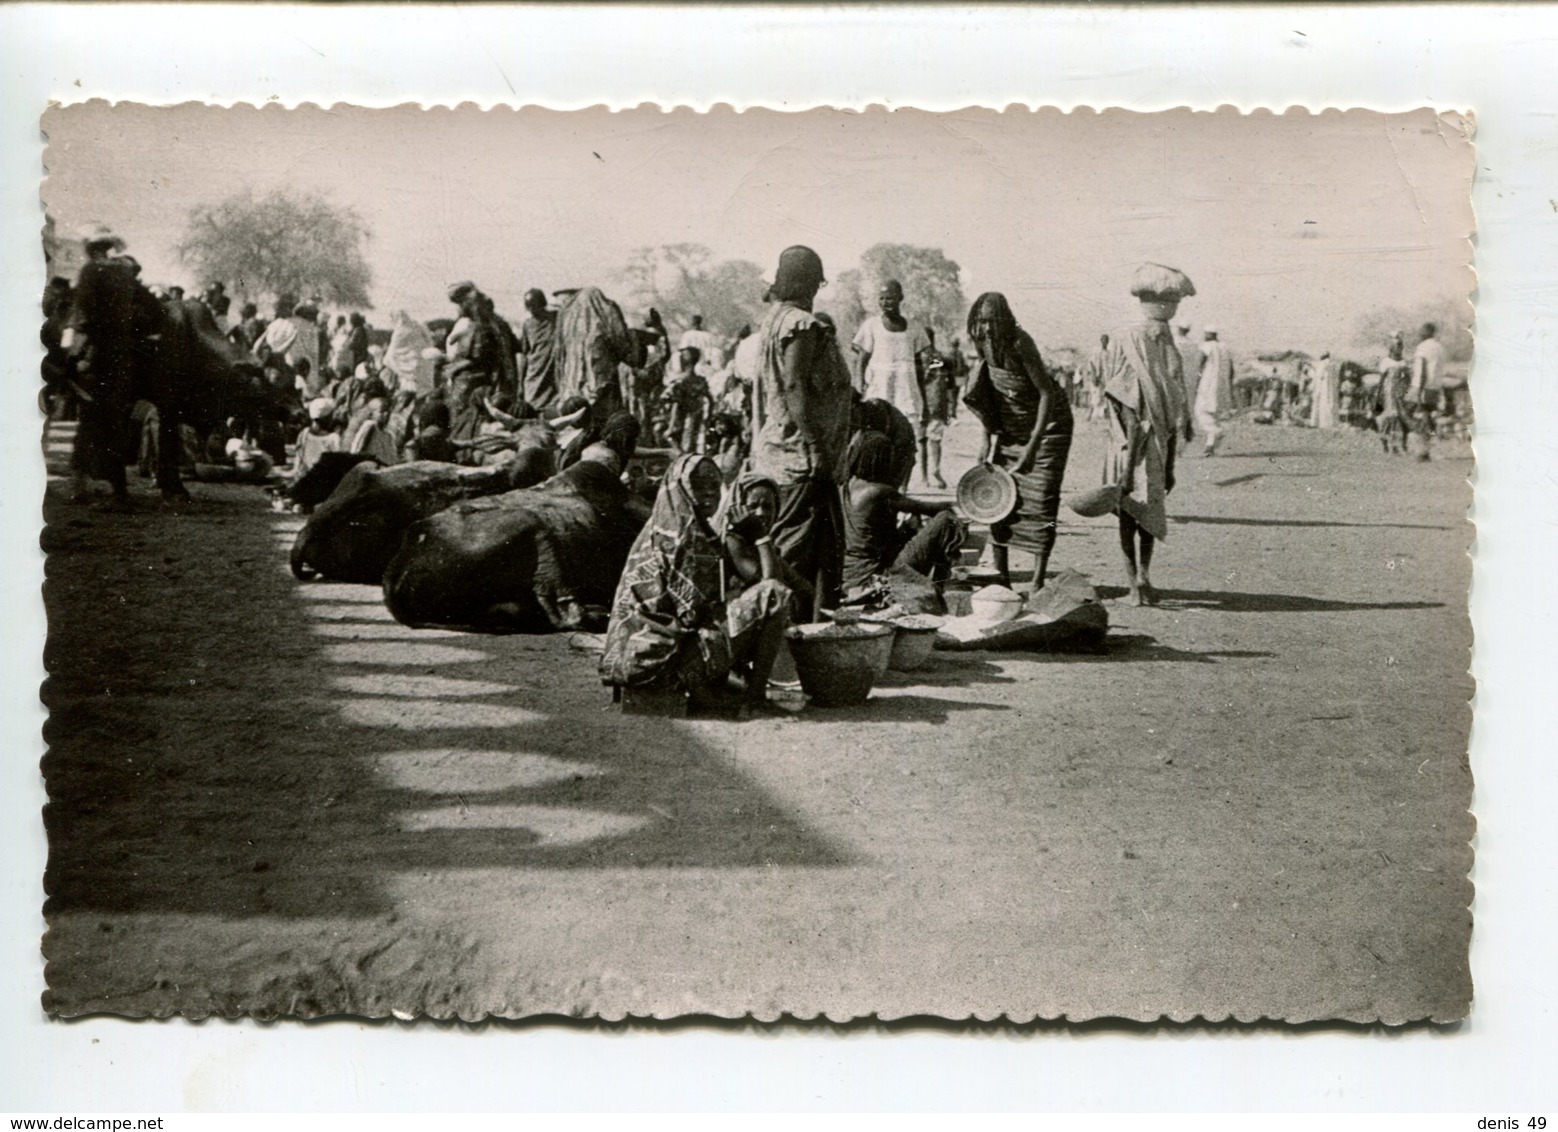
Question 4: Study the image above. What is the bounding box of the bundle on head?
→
[1129,263,1196,302]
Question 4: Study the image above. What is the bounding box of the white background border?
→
[2,3,1554,1112]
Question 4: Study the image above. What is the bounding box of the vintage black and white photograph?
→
[37,103,1474,1024]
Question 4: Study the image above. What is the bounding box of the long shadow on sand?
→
[787,694,1011,726]
[42,487,852,927]
[1094,584,1443,614]
[1175,513,1451,532]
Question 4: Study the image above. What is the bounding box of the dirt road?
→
[40,416,1473,1022]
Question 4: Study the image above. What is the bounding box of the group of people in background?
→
[45,219,1458,711]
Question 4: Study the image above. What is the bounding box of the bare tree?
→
[177,188,373,308]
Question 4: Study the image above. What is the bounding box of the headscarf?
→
[557,286,634,402]
[714,471,779,539]
[769,245,826,305]
[383,310,437,394]
[599,454,726,688]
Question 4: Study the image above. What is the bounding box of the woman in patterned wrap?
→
[963,292,1074,595]
[600,454,791,716]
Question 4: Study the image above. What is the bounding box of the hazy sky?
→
[41,103,1473,353]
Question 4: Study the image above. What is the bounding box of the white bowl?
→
[969,586,1024,623]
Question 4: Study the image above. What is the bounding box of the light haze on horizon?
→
[41,103,1474,357]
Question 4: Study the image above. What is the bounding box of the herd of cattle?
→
[290,449,652,635]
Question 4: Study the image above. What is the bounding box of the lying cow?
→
[290,454,552,584]
[382,460,650,634]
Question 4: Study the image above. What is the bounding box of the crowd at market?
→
[42,226,1468,714]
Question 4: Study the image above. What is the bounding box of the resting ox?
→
[290,425,558,583]
[382,461,650,634]
[292,442,560,585]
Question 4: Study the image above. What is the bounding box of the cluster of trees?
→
[823,244,967,348]
[1350,296,1474,365]
[618,244,768,339]
[132,187,973,354]
[177,188,374,308]
[618,241,967,346]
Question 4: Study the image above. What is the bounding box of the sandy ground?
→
[40,413,1474,1023]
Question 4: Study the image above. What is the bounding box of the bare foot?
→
[1127,584,1145,607]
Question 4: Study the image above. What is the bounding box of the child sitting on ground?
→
[292,397,342,484]
[841,431,966,604]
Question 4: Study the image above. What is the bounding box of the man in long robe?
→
[515,288,560,412]
[1196,326,1235,455]
[1098,262,1195,606]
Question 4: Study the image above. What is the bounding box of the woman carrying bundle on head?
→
[963,292,1074,595]
[600,454,792,718]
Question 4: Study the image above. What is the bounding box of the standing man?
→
[1409,322,1447,461]
[677,314,724,374]
[1196,326,1235,456]
[753,245,854,619]
[1310,350,1338,430]
[1097,263,1195,606]
[201,282,231,333]
[1174,321,1204,425]
[851,280,930,480]
[64,225,162,501]
[916,326,952,488]
[515,287,560,412]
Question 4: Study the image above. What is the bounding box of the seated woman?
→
[292,397,342,481]
[346,397,401,466]
[840,432,965,602]
[600,454,791,718]
[719,471,815,613]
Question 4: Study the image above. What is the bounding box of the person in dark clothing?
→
[344,312,370,375]
[229,302,265,353]
[964,291,1075,595]
[65,227,163,500]
[516,287,561,412]
[412,385,455,463]
[750,245,853,619]
[42,277,75,417]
